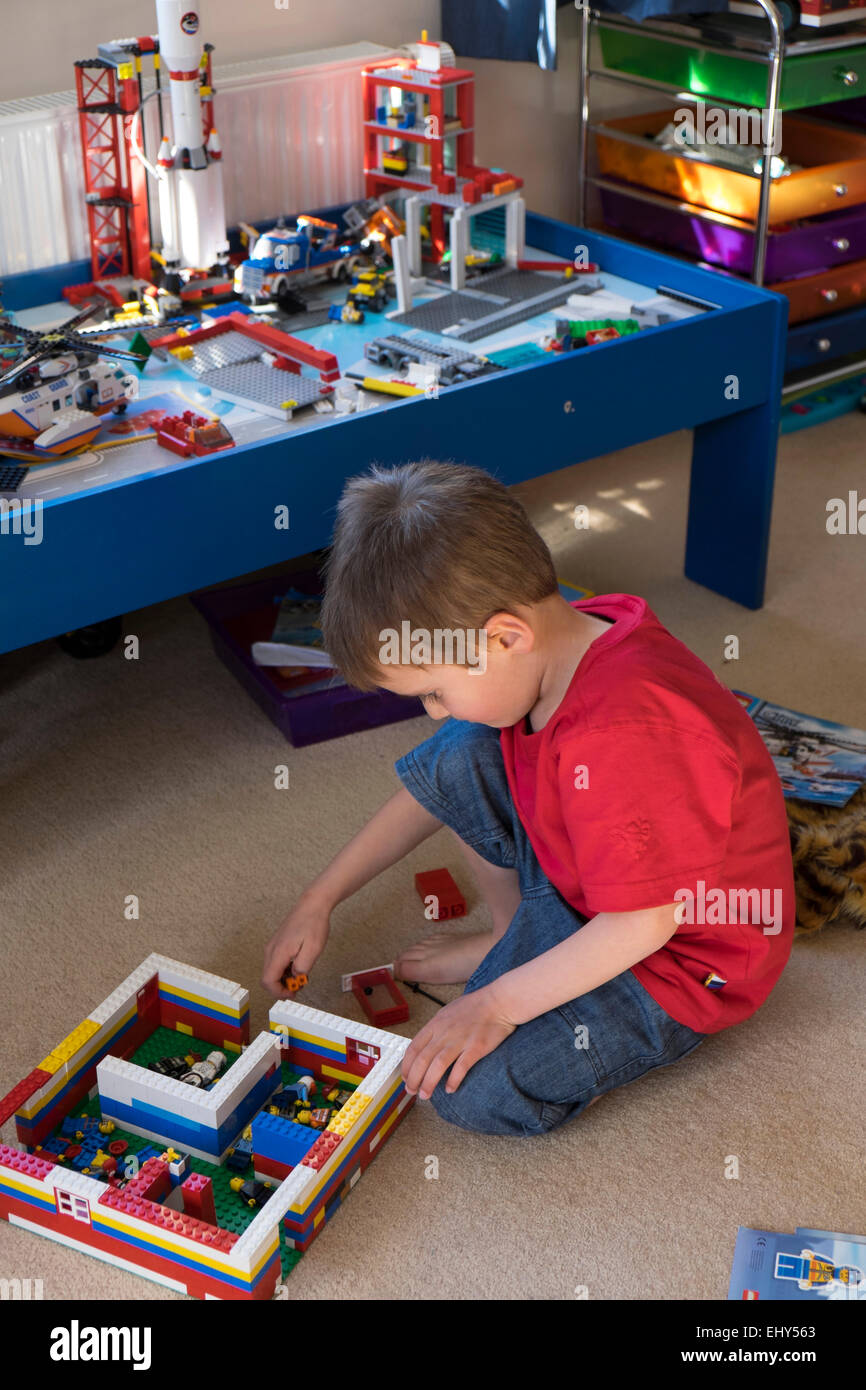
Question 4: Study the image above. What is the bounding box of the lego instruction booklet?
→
[728,1227,866,1300]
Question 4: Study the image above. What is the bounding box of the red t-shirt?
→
[499,594,795,1033]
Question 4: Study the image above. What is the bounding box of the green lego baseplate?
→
[40,1028,360,1282]
[567,317,640,336]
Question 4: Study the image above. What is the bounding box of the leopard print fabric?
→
[788,786,866,934]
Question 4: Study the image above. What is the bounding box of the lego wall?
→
[0,0,440,101]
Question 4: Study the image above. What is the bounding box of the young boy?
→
[262,461,795,1137]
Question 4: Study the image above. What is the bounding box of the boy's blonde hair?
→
[320,460,558,690]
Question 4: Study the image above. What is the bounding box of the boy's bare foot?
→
[394,930,495,985]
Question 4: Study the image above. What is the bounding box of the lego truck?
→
[234,215,363,310]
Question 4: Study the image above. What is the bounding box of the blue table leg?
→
[686,402,778,609]
[686,298,787,609]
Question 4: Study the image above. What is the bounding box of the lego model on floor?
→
[0,955,414,1300]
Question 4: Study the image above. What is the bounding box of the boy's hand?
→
[262,890,331,999]
[401,985,517,1100]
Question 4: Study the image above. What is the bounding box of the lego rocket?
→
[154,1,228,273]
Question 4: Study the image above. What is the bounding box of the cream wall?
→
[0,0,644,227]
[0,0,437,101]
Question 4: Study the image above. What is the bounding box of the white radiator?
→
[0,40,396,278]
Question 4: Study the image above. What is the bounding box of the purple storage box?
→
[600,179,866,279]
[804,98,866,129]
[192,573,422,746]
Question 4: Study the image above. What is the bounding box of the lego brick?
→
[415,867,466,920]
[299,1130,342,1172]
[269,997,408,1056]
[99,1187,238,1253]
[148,955,250,1020]
[96,1055,213,1117]
[325,1092,372,1136]
[350,969,410,1027]
[210,1032,282,1128]
[0,1068,52,1127]
[0,1144,56,1182]
[37,1020,102,1078]
[251,1111,318,1167]
[6,1213,191,1296]
[181,1172,216,1225]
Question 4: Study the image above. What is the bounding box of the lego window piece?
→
[55,1189,91,1224]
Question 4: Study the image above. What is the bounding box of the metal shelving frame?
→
[575,0,866,397]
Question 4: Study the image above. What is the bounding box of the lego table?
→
[0,213,788,654]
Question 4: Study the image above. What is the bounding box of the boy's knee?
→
[427,1064,550,1137]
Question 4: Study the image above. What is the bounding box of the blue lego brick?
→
[251,1111,318,1166]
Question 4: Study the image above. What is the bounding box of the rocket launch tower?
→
[73,2,229,288]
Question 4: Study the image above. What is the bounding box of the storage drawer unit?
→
[594,110,866,224]
[769,254,866,321]
[784,299,866,368]
[600,180,866,278]
[598,24,866,109]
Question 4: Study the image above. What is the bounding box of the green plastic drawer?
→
[599,27,866,109]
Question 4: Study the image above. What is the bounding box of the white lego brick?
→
[50,1166,105,1202]
[210,1033,281,1128]
[269,998,406,1056]
[368,1087,414,1154]
[340,963,394,992]
[7,1214,189,1295]
[96,1055,213,1119]
[147,954,249,1017]
[86,956,163,1028]
[353,1050,405,1106]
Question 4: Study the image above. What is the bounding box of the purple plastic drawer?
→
[600,180,866,279]
[805,98,866,128]
[192,572,422,746]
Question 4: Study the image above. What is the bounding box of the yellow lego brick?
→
[117,62,134,81]
[280,401,298,411]
[38,1019,101,1076]
[175,1021,193,1035]
[170,345,194,361]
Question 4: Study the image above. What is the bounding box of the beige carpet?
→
[2,415,864,1300]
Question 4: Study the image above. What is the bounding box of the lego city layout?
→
[0,955,414,1300]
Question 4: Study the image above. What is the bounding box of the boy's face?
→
[374,612,540,728]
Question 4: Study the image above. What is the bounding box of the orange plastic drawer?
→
[595,110,866,225]
[770,257,866,323]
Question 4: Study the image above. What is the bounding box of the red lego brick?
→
[0,1068,52,1128]
[181,1171,216,1225]
[351,969,409,1027]
[99,1187,237,1251]
[517,259,580,274]
[462,182,480,203]
[301,1130,342,1172]
[414,868,466,920]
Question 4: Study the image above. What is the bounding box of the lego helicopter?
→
[0,306,147,458]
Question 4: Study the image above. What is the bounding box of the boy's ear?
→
[484,610,535,654]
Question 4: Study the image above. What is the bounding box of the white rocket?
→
[154,0,228,273]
